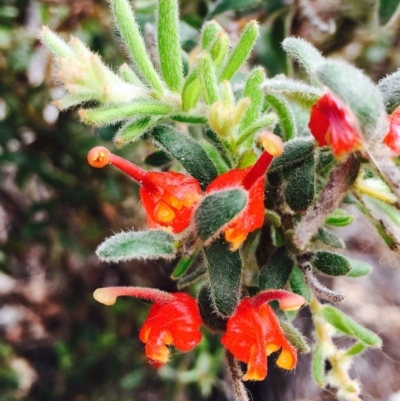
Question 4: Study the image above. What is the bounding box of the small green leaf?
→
[321,305,382,347]
[378,69,400,113]
[316,60,385,137]
[201,20,223,49]
[151,125,218,189]
[199,139,229,174]
[311,345,326,386]
[259,247,294,290]
[268,138,315,173]
[345,342,366,356]
[181,70,202,111]
[280,321,310,354]
[195,189,247,242]
[239,67,265,132]
[198,52,219,105]
[210,32,230,68]
[378,0,400,25]
[171,251,198,279]
[283,155,315,212]
[96,230,177,262]
[316,227,345,249]
[112,0,164,93]
[144,150,172,167]
[114,117,152,147]
[157,0,183,92]
[40,27,74,58]
[290,265,312,303]
[346,258,372,277]
[265,92,297,140]
[313,251,351,276]
[282,37,324,85]
[219,20,259,82]
[203,238,242,316]
[197,285,227,332]
[325,209,354,227]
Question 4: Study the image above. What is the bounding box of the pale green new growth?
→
[79,101,173,126]
[201,20,223,49]
[239,67,265,133]
[198,52,219,105]
[114,116,152,146]
[282,37,324,84]
[181,70,202,111]
[157,0,183,92]
[112,0,164,93]
[219,20,259,82]
[199,139,229,174]
[40,27,74,58]
[210,32,230,68]
[236,114,277,147]
[118,63,143,86]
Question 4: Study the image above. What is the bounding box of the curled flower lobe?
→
[383,107,400,154]
[94,287,202,363]
[221,290,305,381]
[206,151,275,250]
[308,93,363,159]
[87,146,202,233]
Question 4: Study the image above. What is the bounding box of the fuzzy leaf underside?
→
[96,230,176,262]
[195,188,248,242]
[151,125,218,190]
[203,238,242,317]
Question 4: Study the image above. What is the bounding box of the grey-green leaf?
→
[321,305,382,347]
[96,230,177,262]
[259,247,294,290]
[195,189,247,242]
[283,155,315,212]
[346,258,372,277]
[378,69,400,113]
[268,138,315,173]
[151,125,218,189]
[313,251,351,276]
[279,321,310,354]
[203,238,242,317]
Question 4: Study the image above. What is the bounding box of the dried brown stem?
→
[225,350,249,401]
[294,154,360,250]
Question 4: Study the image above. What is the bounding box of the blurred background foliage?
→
[1,0,400,400]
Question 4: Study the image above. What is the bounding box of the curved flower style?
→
[383,107,400,155]
[93,287,203,363]
[206,150,279,251]
[221,290,305,381]
[308,92,363,159]
[87,146,202,233]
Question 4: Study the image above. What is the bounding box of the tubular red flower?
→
[93,287,202,363]
[383,107,400,155]
[87,146,202,233]
[221,290,305,381]
[308,93,363,159]
[206,151,274,251]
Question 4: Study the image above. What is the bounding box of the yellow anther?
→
[155,201,176,223]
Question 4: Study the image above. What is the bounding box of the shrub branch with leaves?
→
[41,0,400,400]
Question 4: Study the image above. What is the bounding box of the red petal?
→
[384,107,400,154]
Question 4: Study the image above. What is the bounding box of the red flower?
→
[383,107,400,154]
[221,290,305,381]
[87,147,202,233]
[308,93,363,159]
[93,287,203,363]
[206,151,275,251]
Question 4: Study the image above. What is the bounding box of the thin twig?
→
[225,350,250,401]
[294,154,360,250]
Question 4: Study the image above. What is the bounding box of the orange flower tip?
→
[93,288,117,306]
[87,146,111,168]
[242,369,265,381]
[146,345,170,364]
[258,132,284,157]
[276,349,296,370]
[225,229,248,251]
[277,293,306,311]
[155,201,176,223]
[266,343,280,356]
